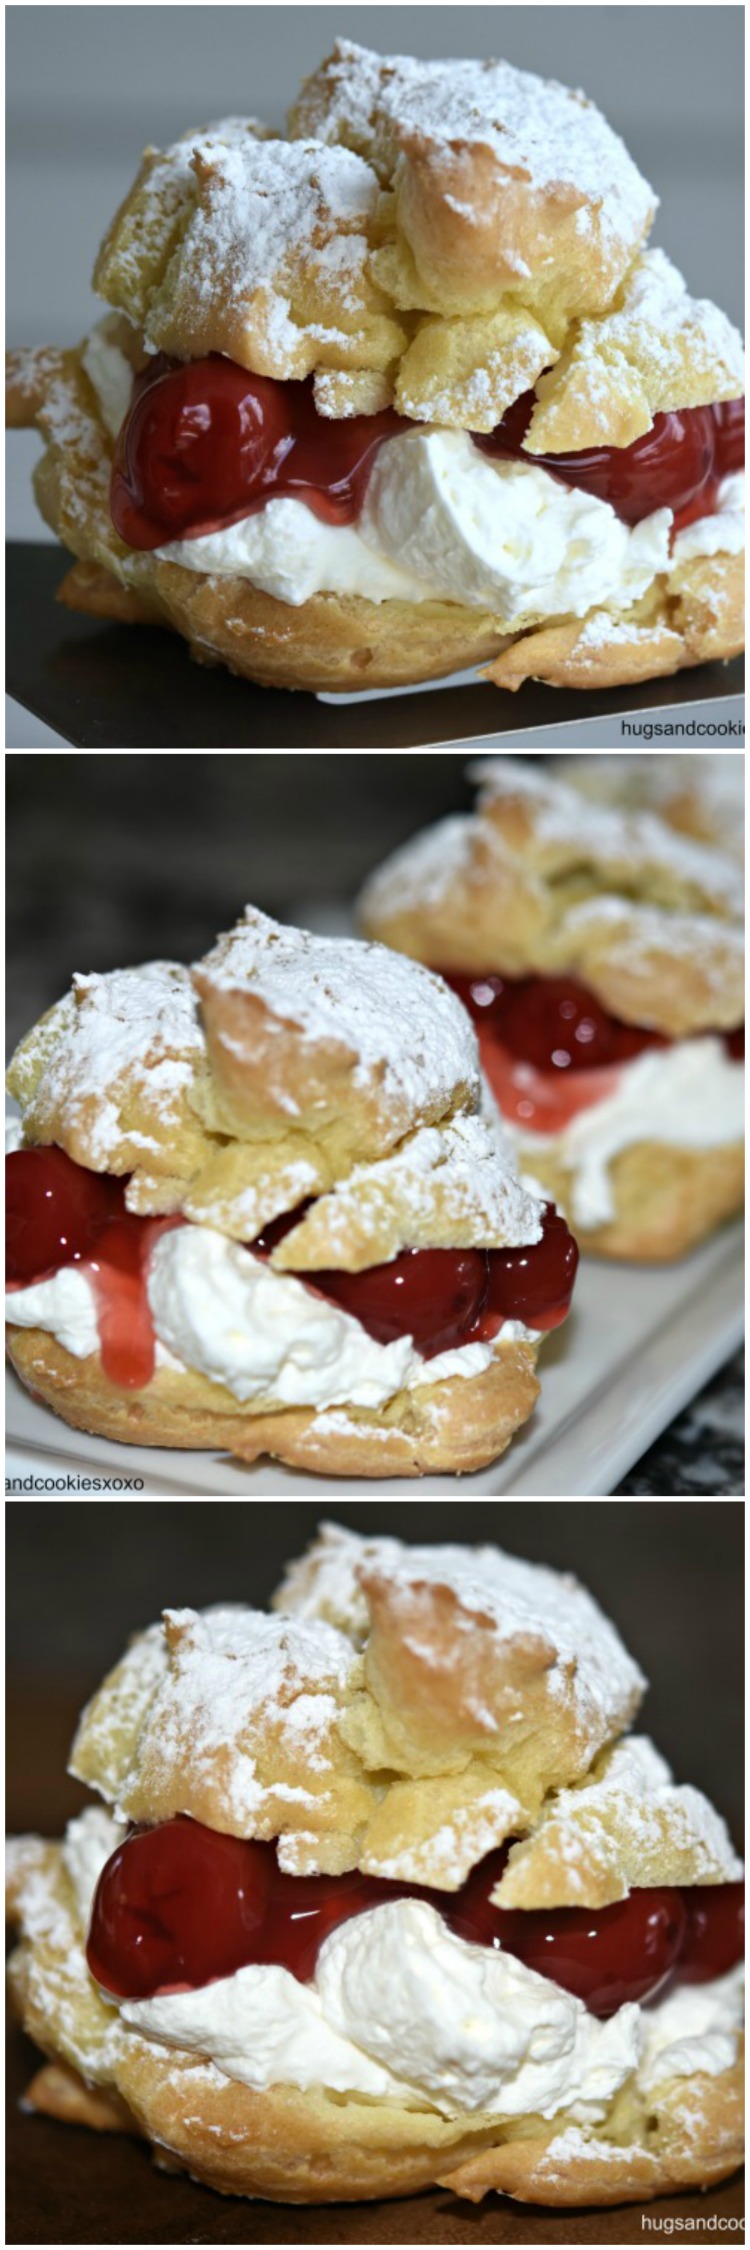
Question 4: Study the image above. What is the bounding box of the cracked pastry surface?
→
[359,759,745,1259]
[6,40,744,694]
[6,908,566,1474]
[6,1522,744,2207]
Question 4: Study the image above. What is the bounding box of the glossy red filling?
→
[441,971,744,1137]
[4,1149,178,1387]
[110,355,745,550]
[476,392,744,531]
[111,357,403,548]
[6,1148,578,1383]
[87,1816,744,2019]
[252,1200,578,1349]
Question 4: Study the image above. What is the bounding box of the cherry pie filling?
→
[5,1145,578,1391]
[87,1815,744,2022]
[110,355,745,552]
[439,970,745,1137]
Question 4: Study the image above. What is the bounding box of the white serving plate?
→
[6,1221,743,1497]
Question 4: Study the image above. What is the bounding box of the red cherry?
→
[713,397,745,477]
[450,1853,687,2016]
[678,1883,744,1983]
[478,393,717,527]
[111,356,403,549]
[441,970,667,1076]
[251,1861,424,1983]
[87,1818,273,1998]
[87,1818,436,1996]
[111,356,290,547]
[5,1147,124,1285]
[308,1246,490,1358]
[482,1204,578,1333]
[250,1202,314,1258]
[251,1191,576,1352]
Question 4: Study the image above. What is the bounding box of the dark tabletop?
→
[7,546,745,749]
[6,1500,744,2245]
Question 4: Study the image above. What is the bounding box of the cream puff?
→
[359,760,744,1260]
[557,754,745,864]
[6,41,744,695]
[5,908,577,1474]
[6,1522,744,2206]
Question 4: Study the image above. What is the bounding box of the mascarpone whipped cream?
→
[671,473,745,566]
[639,1963,744,2092]
[508,1036,745,1229]
[69,1810,742,2125]
[6,1216,534,1409]
[156,431,671,623]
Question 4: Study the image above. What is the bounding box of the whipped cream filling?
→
[501,1036,745,1229]
[85,334,742,623]
[68,1809,743,2126]
[5,1213,537,1410]
[671,473,745,565]
[155,431,671,621]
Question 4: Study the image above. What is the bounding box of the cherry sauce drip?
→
[5,1147,178,1388]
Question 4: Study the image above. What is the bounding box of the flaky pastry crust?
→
[5,1322,540,1477]
[360,761,744,1037]
[558,755,745,864]
[6,1529,743,2205]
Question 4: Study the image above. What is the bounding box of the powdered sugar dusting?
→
[303,40,655,256]
[289,1113,543,1255]
[9,962,205,1166]
[198,908,480,1112]
[472,758,745,916]
[506,1735,743,1899]
[274,1522,645,1745]
[563,896,744,997]
[151,135,380,361]
[368,1786,523,1886]
[89,1604,358,1829]
[558,755,745,863]
[358,813,482,923]
[581,248,744,391]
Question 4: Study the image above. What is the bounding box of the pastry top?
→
[557,755,745,865]
[95,121,404,385]
[6,907,543,1266]
[69,1521,742,1902]
[359,760,744,1037]
[291,41,655,320]
[91,42,743,439]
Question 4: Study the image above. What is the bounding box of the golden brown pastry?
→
[7,1523,744,2206]
[558,753,745,863]
[5,909,577,1473]
[6,42,744,694]
[359,759,745,1260]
